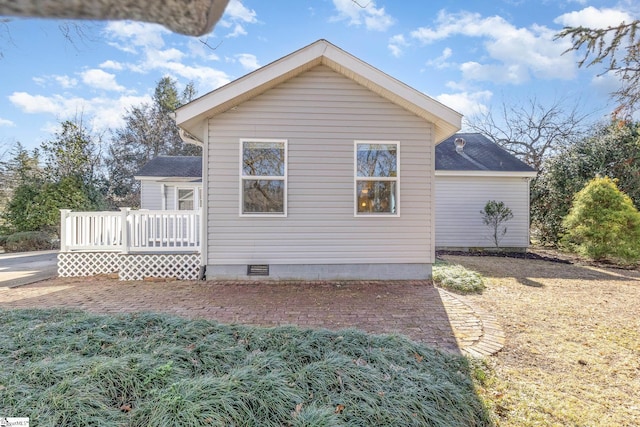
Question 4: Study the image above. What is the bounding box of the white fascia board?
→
[435,170,538,178]
[175,39,462,142]
[175,41,326,133]
[321,45,462,143]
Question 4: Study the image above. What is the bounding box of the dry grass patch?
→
[442,255,640,426]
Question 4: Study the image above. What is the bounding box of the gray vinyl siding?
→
[140,180,164,210]
[165,186,175,210]
[435,175,531,248]
[206,65,434,265]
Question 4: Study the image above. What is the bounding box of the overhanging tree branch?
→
[556,20,640,115]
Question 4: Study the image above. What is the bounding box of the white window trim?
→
[354,140,400,217]
[239,138,288,217]
[174,185,201,210]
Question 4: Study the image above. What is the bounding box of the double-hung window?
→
[177,188,195,210]
[355,141,399,216]
[240,139,287,216]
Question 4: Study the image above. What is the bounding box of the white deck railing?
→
[60,208,201,253]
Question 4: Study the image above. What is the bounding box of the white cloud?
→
[410,10,576,84]
[146,48,185,65]
[435,90,493,118]
[158,62,230,92]
[427,47,453,69]
[32,75,78,89]
[104,21,168,52]
[32,77,46,86]
[100,60,124,71]
[0,117,15,127]
[460,61,530,84]
[223,0,258,24]
[388,34,408,57]
[217,0,257,37]
[188,38,221,61]
[226,23,248,38]
[55,75,78,89]
[102,21,231,92]
[9,93,60,114]
[331,0,395,32]
[235,53,260,71]
[555,6,634,28]
[9,91,152,132]
[81,69,126,92]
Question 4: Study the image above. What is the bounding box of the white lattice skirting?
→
[58,252,201,281]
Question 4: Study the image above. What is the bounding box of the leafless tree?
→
[557,20,640,116]
[466,98,591,170]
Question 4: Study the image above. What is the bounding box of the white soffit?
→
[175,39,462,143]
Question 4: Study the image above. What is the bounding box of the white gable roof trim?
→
[175,39,462,143]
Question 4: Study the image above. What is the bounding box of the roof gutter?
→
[169,111,204,147]
[178,128,203,147]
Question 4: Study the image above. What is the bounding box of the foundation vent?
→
[247,264,269,276]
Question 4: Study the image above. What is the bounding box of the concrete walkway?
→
[0,250,59,288]
[0,276,504,357]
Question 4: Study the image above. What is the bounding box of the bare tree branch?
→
[556,21,640,116]
[466,98,591,170]
[351,0,372,8]
[199,38,223,51]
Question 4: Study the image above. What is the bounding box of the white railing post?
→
[120,207,130,254]
[60,209,71,252]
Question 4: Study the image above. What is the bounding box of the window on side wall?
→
[240,139,287,216]
[355,141,399,216]
[177,188,195,210]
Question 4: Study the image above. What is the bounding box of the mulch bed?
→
[436,249,571,264]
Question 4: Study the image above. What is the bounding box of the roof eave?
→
[134,175,202,182]
[435,170,537,178]
[175,40,461,142]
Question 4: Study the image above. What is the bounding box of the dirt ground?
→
[443,253,640,427]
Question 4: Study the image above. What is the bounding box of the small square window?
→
[177,189,194,210]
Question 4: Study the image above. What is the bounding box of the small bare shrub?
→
[481,200,513,248]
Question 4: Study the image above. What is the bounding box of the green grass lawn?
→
[433,261,487,294]
[0,309,491,426]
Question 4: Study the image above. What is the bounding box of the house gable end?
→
[175,39,461,143]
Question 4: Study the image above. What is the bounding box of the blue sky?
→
[0,0,638,152]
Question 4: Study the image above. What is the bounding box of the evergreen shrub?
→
[561,176,640,265]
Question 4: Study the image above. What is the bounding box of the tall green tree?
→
[0,142,41,208]
[531,120,640,244]
[1,118,107,235]
[106,77,201,207]
[40,119,103,184]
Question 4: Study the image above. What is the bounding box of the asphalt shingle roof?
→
[135,156,202,178]
[436,133,536,172]
[136,134,535,179]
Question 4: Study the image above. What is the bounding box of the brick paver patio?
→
[0,276,504,356]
